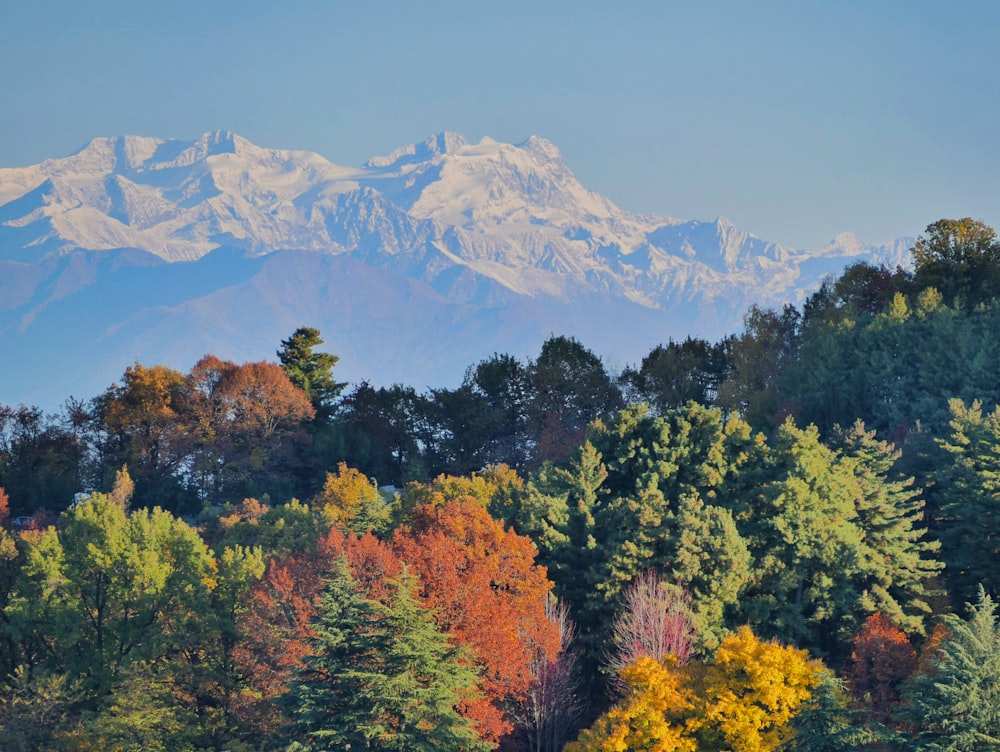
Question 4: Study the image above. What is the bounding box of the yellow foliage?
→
[689,626,823,752]
[314,463,381,529]
[568,628,824,752]
[566,656,697,752]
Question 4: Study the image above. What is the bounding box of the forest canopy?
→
[2,219,1000,750]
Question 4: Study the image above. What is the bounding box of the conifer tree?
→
[896,588,1000,750]
[936,399,1000,602]
[831,421,941,635]
[283,558,488,751]
[277,326,345,422]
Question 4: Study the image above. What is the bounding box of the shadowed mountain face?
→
[0,131,912,408]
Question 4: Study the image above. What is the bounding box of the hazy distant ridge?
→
[0,131,912,407]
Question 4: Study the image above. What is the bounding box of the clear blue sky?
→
[2,1,998,250]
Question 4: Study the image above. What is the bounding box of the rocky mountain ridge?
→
[0,131,912,408]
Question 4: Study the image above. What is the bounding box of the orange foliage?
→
[0,487,9,527]
[847,612,918,723]
[916,620,949,675]
[392,497,559,744]
[233,525,404,733]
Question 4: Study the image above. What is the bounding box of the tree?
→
[82,660,200,752]
[526,336,622,467]
[521,404,756,677]
[181,356,315,502]
[464,353,532,470]
[716,305,800,430]
[737,418,866,650]
[564,655,698,752]
[896,588,1000,750]
[0,404,84,517]
[8,493,217,696]
[936,399,1000,603]
[0,666,86,752]
[312,462,389,535]
[509,597,585,752]
[830,421,941,636]
[333,382,430,486]
[91,362,193,513]
[620,336,731,414]
[783,670,881,752]
[282,559,489,752]
[607,570,697,677]
[845,612,917,724]
[689,626,824,752]
[911,218,1000,305]
[277,326,345,423]
[391,497,560,744]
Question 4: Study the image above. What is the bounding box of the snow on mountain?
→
[0,130,914,408]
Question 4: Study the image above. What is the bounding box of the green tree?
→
[896,587,1000,750]
[911,218,1000,305]
[737,419,864,649]
[0,666,85,752]
[8,493,216,696]
[464,353,531,470]
[716,304,800,430]
[522,404,757,676]
[831,421,941,635]
[782,670,880,752]
[277,326,346,423]
[936,399,1000,603]
[282,558,489,751]
[526,335,622,467]
[620,336,731,414]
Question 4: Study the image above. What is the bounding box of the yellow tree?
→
[690,626,823,752]
[565,655,697,752]
[312,462,388,534]
[567,627,823,752]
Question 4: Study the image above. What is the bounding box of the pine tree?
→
[277,326,345,422]
[896,587,1000,750]
[283,558,488,751]
[831,421,941,635]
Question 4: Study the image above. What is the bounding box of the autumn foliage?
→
[392,496,560,744]
[569,626,823,752]
[846,612,918,722]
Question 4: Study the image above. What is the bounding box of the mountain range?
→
[0,130,912,409]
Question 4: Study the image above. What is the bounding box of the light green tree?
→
[8,493,216,695]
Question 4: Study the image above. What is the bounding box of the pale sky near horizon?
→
[1,1,997,251]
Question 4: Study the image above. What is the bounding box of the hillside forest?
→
[2,218,1000,750]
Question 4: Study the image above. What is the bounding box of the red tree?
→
[846,612,918,723]
[392,497,560,745]
[232,526,403,735]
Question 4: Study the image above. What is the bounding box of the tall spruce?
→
[896,588,1000,750]
[277,326,345,422]
[282,558,488,752]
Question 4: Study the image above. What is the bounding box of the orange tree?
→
[391,496,559,745]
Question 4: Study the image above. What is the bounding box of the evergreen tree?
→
[283,558,488,752]
[831,421,941,635]
[936,399,1000,603]
[277,326,346,422]
[737,419,864,649]
[896,588,1000,750]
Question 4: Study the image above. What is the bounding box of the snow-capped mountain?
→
[0,131,911,408]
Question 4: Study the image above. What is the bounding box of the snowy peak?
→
[365,131,469,169]
[0,129,909,296]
